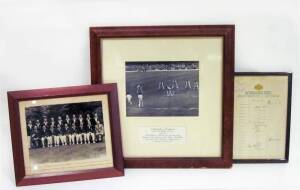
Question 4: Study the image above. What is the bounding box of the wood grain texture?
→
[233,72,292,163]
[7,84,124,186]
[90,25,235,168]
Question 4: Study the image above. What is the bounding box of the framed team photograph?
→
[233,72,292,163]
[7,84,124,186]
[90,25,235,168]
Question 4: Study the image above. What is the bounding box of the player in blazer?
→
[93,112,99,122]
[95,120,104,142]
[72,114,80,144]
[68,123,76,145]
[27,120,33,149]
[61,123,68,146]
[57,119,63,146]
[48,117,55,147]
[94,113,104,142]
[65,114,71,145]
[53,119,60,147]
[31,120,41,148]
[41,121,48,148]
[72,114,77,126]
[65,114,71,126]
[35,119,41,130]
[47,121,54,148]
[50,117,55,127]
[86,114,96,144]
[78,114,87,144]
[57,116,64,146]
[76,115,84,144]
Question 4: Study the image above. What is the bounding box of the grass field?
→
[29,143,106,164]
[126,70,199,116]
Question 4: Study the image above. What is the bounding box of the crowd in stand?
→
[126,62,199,72]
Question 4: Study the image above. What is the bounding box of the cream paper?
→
[233,76,289,160]
[102,37,223,157]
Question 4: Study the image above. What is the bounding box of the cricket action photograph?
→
[125,61,199,117]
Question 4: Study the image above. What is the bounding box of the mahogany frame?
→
[7,84,124,186]
[234,72,292,163]
[90,25,235,168]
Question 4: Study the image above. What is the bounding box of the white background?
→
[0,0,299,189]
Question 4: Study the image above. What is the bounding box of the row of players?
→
[26,113,104,149]
[157,79,199,91]
[126,80,199,108]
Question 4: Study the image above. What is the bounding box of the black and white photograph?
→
[125,61,199,116]
[25,101,106,164]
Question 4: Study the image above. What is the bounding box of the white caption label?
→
[139,127,186,144]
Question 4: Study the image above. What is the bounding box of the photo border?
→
[7,84,124,186]
[125,60,200,117]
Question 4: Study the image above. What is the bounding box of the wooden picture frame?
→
[233,72,292,163]
[90,25,235,168]
[7,84,124,186]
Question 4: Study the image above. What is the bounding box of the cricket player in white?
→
[166,80,174,96]
[172,79,179,89]
[166,85,172,96]
[158,81,165,90]
[137,84,144,108]
[185,79,192,89]
[126,92,133,105]
[193,80,199,90]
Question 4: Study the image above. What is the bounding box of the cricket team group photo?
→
[25,101,107,164]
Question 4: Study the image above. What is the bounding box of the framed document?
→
[233,72,292,163]
[90,25,235,168]
[7,84,124,186]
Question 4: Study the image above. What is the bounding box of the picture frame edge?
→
[233,72,292,163]
[7,84,124,186]
[89,25,235,168]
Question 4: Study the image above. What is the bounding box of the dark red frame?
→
[234,72,292,163]
[90,25,235,168]
[7,84,124,186]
